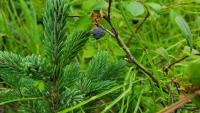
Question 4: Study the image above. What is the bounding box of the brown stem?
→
[96,1,167,93]
[157,95,195,113]
[135,5,150,33]
[107,0,112,20]
[164,53,200,74]
[171,77,180,94]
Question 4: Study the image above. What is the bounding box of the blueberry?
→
[92,27,105,40]
[131,19,139,24]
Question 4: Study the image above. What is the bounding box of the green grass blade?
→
[101,88,130,113]
[0,97,43,106]
[58,85,123,113]
[133,90,143,113]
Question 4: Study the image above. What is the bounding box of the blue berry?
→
[92,27,105,40]
[131,19,139,24]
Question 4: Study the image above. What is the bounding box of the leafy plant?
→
[1,0,200,113]
[0,0,126,112]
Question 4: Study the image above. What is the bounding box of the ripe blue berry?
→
[131,19,139,24]
[92,27,105,40]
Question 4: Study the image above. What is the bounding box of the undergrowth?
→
[0,0,200,113]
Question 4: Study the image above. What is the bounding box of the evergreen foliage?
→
[1,0,200,112]
[0,0,126,112]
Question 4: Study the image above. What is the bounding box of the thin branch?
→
[107,0,112,20]
[95,1,167,93]
[171,77,180,94]
[126,4,149,46]
[164,53,200,74]
[135,5,150,33]
[157,95,195,113]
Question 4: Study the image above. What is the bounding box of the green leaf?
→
[175,15,193,51]
[82,0,107,12]
[184,46,199,54]
[93,0,108,11]
[75,16,92,30]
[82,0,96,12]
[187,61,200,85]
[146,2,161,12]
[155,48,169,61]
[126,1,145,16]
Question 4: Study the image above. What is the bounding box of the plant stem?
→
[157,95,195,113]
[97,0,168,93]
[135,5,150,33]
[164,53,200,74]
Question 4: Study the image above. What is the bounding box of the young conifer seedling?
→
[0,0,126,112]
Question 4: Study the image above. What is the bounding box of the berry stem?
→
[135,4,150,33]
[108,0,112,20]
[97,0,168,93]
